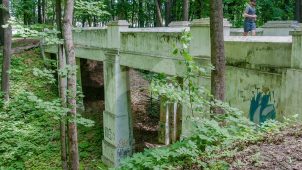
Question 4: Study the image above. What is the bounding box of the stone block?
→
[102,140,132,167]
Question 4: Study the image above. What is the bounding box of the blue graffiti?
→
[249,92,276,124]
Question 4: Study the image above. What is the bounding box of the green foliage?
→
[75,0,110,19]
[0,50,102,169]
[256,0,295,25]
[119,110,292,169]
[0,52,61,169]
[9,19,63,45]
[223,0,296,27]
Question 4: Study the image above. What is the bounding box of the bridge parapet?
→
[73,27,108,48]
[225,36,292,70]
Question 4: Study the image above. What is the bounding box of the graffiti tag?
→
[249,91,276,124]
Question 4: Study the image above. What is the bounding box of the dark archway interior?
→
[80,59,105,113]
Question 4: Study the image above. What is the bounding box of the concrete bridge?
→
[46,19,302,167]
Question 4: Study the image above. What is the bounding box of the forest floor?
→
[228,124,302,170]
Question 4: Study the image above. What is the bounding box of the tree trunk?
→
[63,0,79,169]
[88,17,92,27]
[93,16,97,27]
[38,0,42,23]
[110,0,115,20]
[165,0,172,26]
[0,1,4,45]
[118,0,126,20]
[194,0,203,18]
[138,0,144,27]
[183,0,189,21]
[52,2,56,25]
[295,0,302,22]
[42,0,46,23]
[210,0,225,113]
[56,0,68,169]
[81,17,85,27]
[155,0,163,27]
[1,0,12,102]
[131,0,135,27]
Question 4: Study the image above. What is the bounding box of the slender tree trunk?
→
[210,0,225,113]
[155,0,163,27]
[118,0,126,20]
[38,0,42,23]
[171,0,177,21]
[56,0,68,169]
[183,0,189,21]
[110,0,115,20]
[0,1,4,45]
[63,0,79,169]
[138,0,144,27]
[42,0,46,23]
[52,2,56,25]
[193,0,202,19]
[81,17,85,27]
[131,0,135,27]
[93,16,97,27]
[295,0,302,22]
[165,0,172,26]
[88,17,92,27]
[1,0,12,102]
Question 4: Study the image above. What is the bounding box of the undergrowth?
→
[118,111,295,170]
[0,49,106,169]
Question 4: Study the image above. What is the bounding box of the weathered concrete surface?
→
[102,50,133,167]
[281,69,302,118]
[225,36,292,69]
[189,18,231,57]
[262,21,300,36]
[121,32,183,60]
[226,67,284,121]
[73,28,108,48]
[230,28,263,36]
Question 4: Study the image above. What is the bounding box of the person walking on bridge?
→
[243,0,257,36]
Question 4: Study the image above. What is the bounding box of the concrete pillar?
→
[281,28,302,120]
[106,20,130,49]
[189,18,232,57]
[290,28,302,69]
[102,20,133,167]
